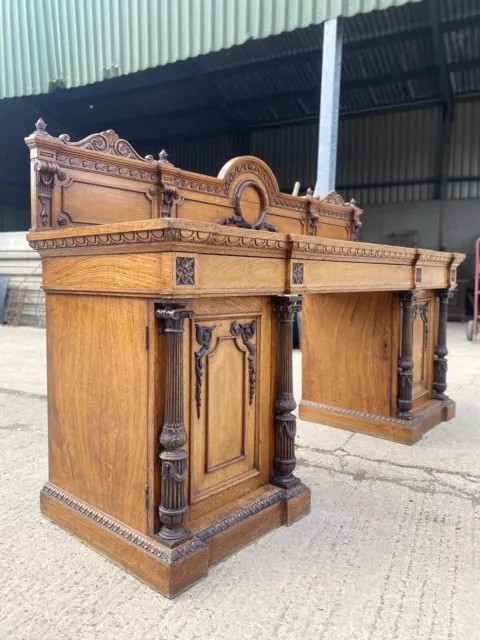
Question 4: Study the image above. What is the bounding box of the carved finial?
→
[305,187,313,198]
[350,198,356,207]
[158,149,171,165]
[32,118,50,136]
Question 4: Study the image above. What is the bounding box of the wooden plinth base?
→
[299,398,455,445]
[40,481,310,598]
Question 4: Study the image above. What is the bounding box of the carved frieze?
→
[55,154,157,182]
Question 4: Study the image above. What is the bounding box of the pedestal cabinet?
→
[300,288,455,444]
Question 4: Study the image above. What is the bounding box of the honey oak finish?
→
[26,122,464,597]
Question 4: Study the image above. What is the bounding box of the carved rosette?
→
[292,263,304,285]
[397,291,415,420]
[271,296,302,489]
[33,160,61,227]
[433,290,450,401]
[194,324,216,418]
[155,302,194,546]
[231,321,257,404]
[176,257,195,285]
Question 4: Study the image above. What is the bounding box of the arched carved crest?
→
[217,156,280,203]
[58,129,154,163]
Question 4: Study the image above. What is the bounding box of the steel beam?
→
[316,19,343,196]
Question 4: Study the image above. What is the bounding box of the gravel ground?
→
[1,322,479,640]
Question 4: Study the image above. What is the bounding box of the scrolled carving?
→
[33,160,61,227]
[161,184,184,217]
[412,301,429,350]
[194,324,216,418]
[58,129,153,163]
[317,190,351,207]
[231,320,256,404]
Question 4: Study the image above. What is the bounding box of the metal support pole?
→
[316,18,343,196]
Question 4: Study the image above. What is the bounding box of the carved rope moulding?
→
[29,228,290,252]
[301,400,451,426]
[293,242,414,261]
[196,483,309,542]
[29,229,167,250]
[418,253,451,264]
[41,483,205,564]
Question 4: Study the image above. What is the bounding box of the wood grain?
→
[302,292,393,417]
[46,294,148,532]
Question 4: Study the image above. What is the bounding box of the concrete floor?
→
[1,323,479,640]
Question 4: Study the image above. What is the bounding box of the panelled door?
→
[186,296,274,521]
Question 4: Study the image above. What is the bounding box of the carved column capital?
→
[273,296,302,322]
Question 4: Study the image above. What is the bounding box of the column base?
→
[299,398,456,445]
[271,475,301,490]
[40,481,311,599]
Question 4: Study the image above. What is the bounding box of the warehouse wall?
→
[2,97,480,282]
[166,102,480,280]
[358,199,479,277]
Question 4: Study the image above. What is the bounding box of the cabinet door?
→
[187,297,274,521]
[412,290,435,408]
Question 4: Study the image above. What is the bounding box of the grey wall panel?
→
[163,133,242,178]
[360,198,480,278]
[449,100,480,199]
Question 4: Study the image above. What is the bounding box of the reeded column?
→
[397,291,415,420]
[433,289,450,401]
[155,301,193,547]
[271,296,302,489]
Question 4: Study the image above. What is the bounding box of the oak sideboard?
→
[26,120,464,596]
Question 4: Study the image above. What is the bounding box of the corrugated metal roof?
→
[0,0,422,100]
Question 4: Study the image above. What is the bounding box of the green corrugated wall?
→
[0,0,421,100]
